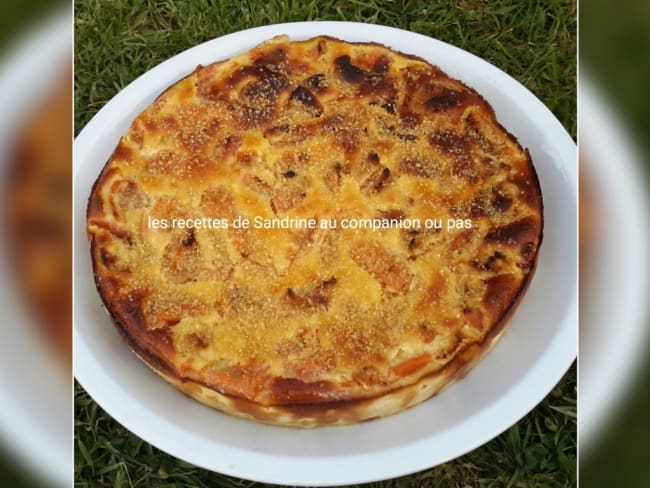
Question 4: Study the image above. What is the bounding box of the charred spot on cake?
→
[484,216,538,246]
[372,55,390,75]
[222,65,292,128]
[181,228,195,247]
[424,88,461,111]
[230,65,290,98]
[289,85,323,116]
[399,111,422,129]
[518,242,536,270]
[492,193,513,212]
[472,251,506,271]
[305,73,328,92]
[367,152,380,163]
[381,101,396,113]
[358,70,397,100]
[335,55,366,83]
[429,130,470,159]
[253,47,287,67]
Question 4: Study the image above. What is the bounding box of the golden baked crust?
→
[87,35,543,426]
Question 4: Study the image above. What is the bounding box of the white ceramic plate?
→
[74,22,577,486]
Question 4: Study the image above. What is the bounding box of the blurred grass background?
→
[74,1,576,486]
[581,0,650,158]
[580,1,650,486]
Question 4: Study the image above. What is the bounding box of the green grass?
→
[581,0,650,156]
[75,0,576,138]
[74,1,576,486]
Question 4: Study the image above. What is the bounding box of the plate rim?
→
[74,20,577,485]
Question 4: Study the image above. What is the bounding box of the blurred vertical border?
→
[0,0,72,487]
[580,0,650,486]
